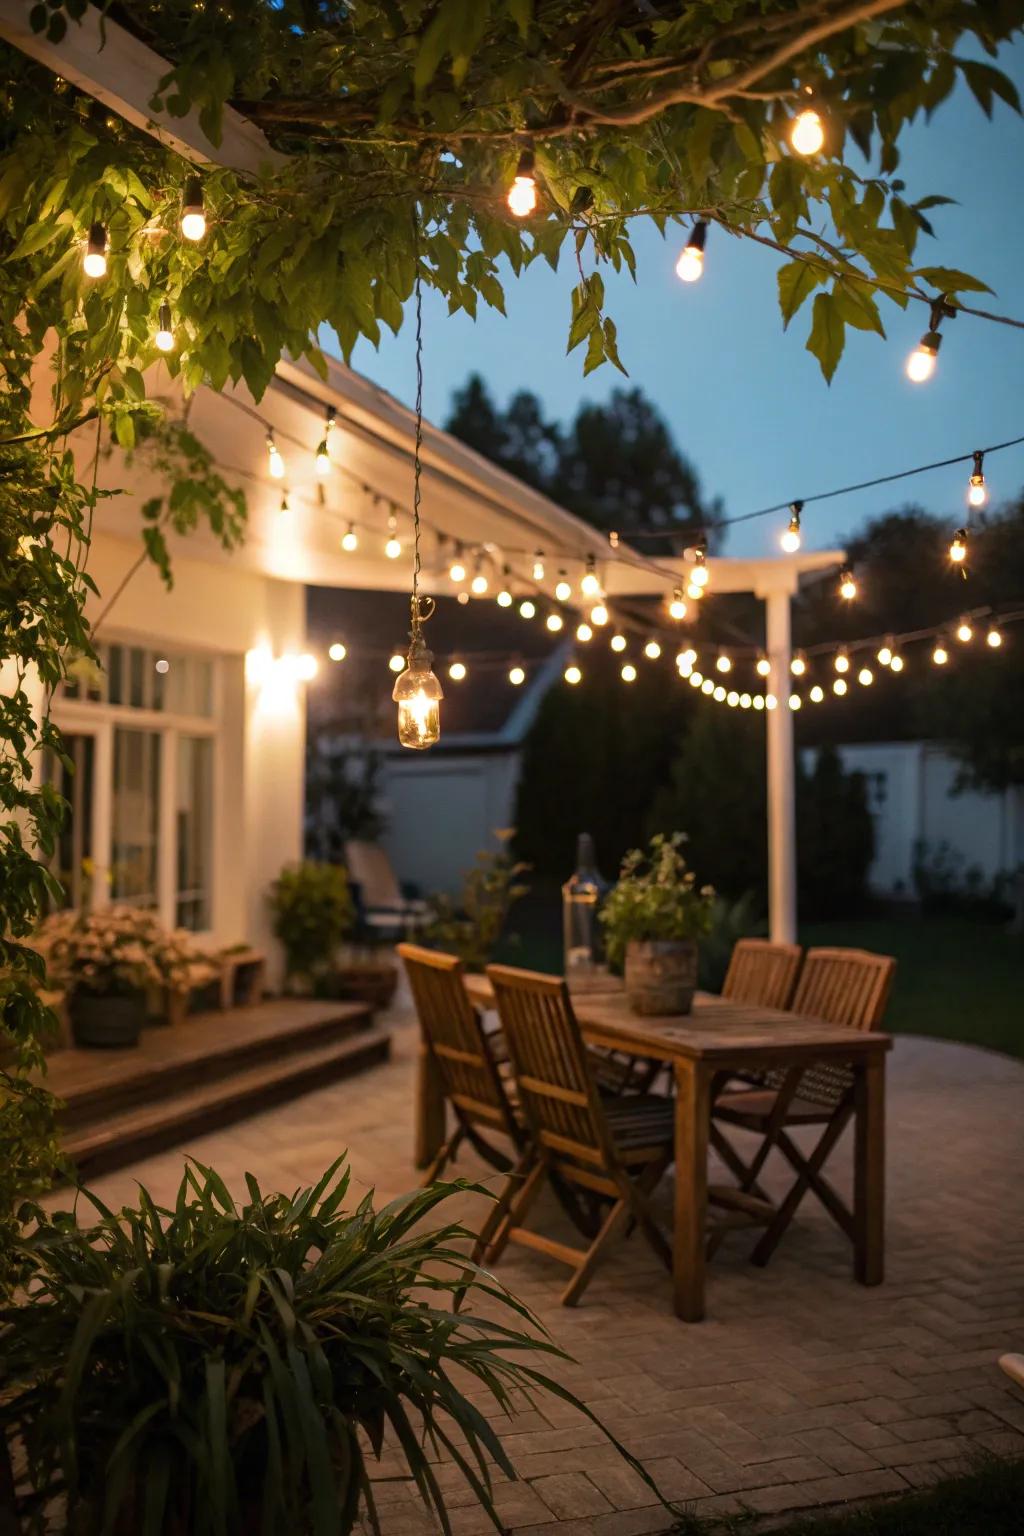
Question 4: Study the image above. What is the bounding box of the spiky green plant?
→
[0,1159,668,1535]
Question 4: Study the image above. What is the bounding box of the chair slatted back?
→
[779,947,896,1107]
[486,964,613,1169]
[722,939,802,1011]
[398,945,514,1134]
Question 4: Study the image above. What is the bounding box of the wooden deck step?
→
[63,1025,392,1180]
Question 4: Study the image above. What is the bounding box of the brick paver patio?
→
[49,995,1024,1532]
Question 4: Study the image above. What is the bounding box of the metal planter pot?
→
[70,990,146,1048]
[624,939,698,1016]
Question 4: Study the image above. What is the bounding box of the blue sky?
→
[349,49,1024,559]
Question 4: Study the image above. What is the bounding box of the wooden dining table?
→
[413,975,892,1322]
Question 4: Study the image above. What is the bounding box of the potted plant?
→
[268,861,355,993]
[0,1160,670,1535]
[33,907,166,1047]
[422,834,530,972]
[600,833,715,1015]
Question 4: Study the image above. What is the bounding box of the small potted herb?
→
[600,833,715,1015]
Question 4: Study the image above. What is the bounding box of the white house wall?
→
[378,751,520,897]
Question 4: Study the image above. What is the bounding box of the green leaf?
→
[777,260,826,327]
[805,291,845,383]
[833,280,885,336]
[912,266,993,295]
[956,58,1021,118]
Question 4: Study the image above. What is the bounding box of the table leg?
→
[674,1059,710,1322]
[853,1053,885,1285]
[414,1035,447,1170]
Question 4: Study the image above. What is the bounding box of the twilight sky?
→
[348,47,1024,560]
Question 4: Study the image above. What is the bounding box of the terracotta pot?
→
[624,939,698,1016]
[71,990,145,1048]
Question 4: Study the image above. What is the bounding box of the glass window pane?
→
[107,644,124,705]
[111,727,160,907]
[176,735,212,930]
[128,646,144,709]
[48,734,95,910]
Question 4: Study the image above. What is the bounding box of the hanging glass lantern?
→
[393,601,442,749]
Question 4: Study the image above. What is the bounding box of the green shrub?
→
[268,862,354,982]
[423,836,530,972]
[0,1160,667,1535]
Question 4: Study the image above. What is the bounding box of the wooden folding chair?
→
[474,964,674,1307]
[711,947,895,1265]
[398,944,522,1185]
[722,938,802,1009]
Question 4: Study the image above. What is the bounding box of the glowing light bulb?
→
[713,685,726,702]
[457,591,470,606]
[740,693,751,709]
[507,150,538,218]
[610,633,627,653]
[727,691,739,708]
[509,665,525,686]
[590,603,609,627]
[756,655,771,677]
[328,642,346,662]
[668,589,687,621]
[781,503,802,553]
[519,598,536,619]
[689,672,703,689]
[677,655,693,677]
[789,694,802,711]
[393,639,443,749]
[810,685,825,703]
[385,536,402,560]
[675,220,707,283]
[497,588,513,608]
[448,660,467,681]
[790,654,806,677]
[790,107,825,156]
[839,568,858,601]
[967,452,987,508]
[389,653,406,673]
[83,222,107,278]
[554,574,571,602]
[716,653,731,673]
[858,666,874,686]
[877,642,893,666]
[932,641,948,666]
[564,663,582,685]
[987,624,1003,648]
[532,551,545,581]
[266,434,285,480]
[546,612,564,633]
[890,653,905,673]
[833,677,847,696]
[753,695,765,711]
[701,678,714,695]
[316,442,331,476]
[686,582,703,601]
[180,178,206,241]
[906,332,940,383]
[834,651,850,674]
[341,523,358,552]
[580,558,601,598]
[449,548,467,582]
[690,559,709,589]
[949,528,967,564]
[621,663,637,683]
[154,302,174,353]
[576,623,593,643]
[956,618,973,643]
[471,568,489,596]
[644,640,662,660]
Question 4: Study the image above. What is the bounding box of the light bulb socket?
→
[686,219,707,254]
[87,221,106,254]
[183,177,203,213]
[515,148,535,178]
[158,301,172,333]
[920,329,942,356]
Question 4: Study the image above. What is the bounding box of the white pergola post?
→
[760,577,798,945]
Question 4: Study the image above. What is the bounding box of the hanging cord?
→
[408,208,435,648]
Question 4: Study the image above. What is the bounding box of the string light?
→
[858,666,874,686]
[497,587,513,608]
[83,222,107,278]
[509,664,526,686]
[154,302,174,352]
[987,623,1003,648]
[180,178,206,241]
[906,295,952,383]
[266,432,285,480]
[781,502,803,553]
[701,678,714,695]
[727,690,739,708]
[328,642,346,662]
[457,591,470,606]
[388,653,405,673]
[622,663,638,683]
[564,662,582,685]
[740,693,752,709]
[788,694,802,711]
[716,652,732,674]
[519,598,536,619]
[713,685,727,702]
[790,106,825,156]
[449,544,467,583]
[546,611,564,632]
[580,555,601,598]
[341,523,358,552]
[689,541,709,590]
[507,149,538,218]
[448,659,467,681]
[470,556,489,595]
[610,633,627,653]
[677,652,694,676]
[834,649,850,674]
[576,622,593,643]
[756,654,771,677]
[956,617,974,643]
[689,672,703,688]
[877,640,893,666]
[932,638,949,665]
[753,695,765,711]
[675,219,707,283]
[810,685,825,703]
[839,567,858,601]
[384,512,402,560]
[532,549,545,581]
[967,450,987,508]
[668,588,687,621]
[315,407,336,476]
[590,603,609,626]
[949,527,968,564]
[890,651,905,673]
[644,639,662,660]
[790,652,807,677]
[833,677,847,696]
[555,571,571,602]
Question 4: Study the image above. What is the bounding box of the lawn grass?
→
[668,1455,1024,1534]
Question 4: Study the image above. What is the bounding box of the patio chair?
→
[710,946,895,1266]
[722,938,803,1009]
[474,964,674,1307]
[398,944,521,1185]
[346,840,429,940]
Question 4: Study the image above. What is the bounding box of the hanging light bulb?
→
[180,178,206,241]
[554,571,571,602]
[507,149,538,218]
[610,632,627,653]
[753,694,765,711]
[546,611,564,632]
[932,638,949,666]
[839,567,858,601]
[790,653,807,677]
[877,640,893,666]
[675,219,707,283]
[315,407,336,476]
[394,636,443,748]
[765,693,778,709]
[677,652,694,676]
[327,642,347,663]
[564,662,582,685]
[890,651,905,673]
[154,301,174,352]
[448,659,467,681]
[713,685,727,702]
[341,523,358,552]
[906,297,950,384]
[576,622,593,643]
[986,623,1003,648]
[532,549,545,582]
[956,617,974,643]
[788,694,802,711]
[470,556,489,595]
[668,588,687,621]
[590,603,609,627]
[449,544,467,583]
[621,663,637,683]
[858,666,874,686]
[689,540,709,590]
[702,678,715,696]
[833,677,848,696]
[384,512,402,560]
[83,221,107,278]
[781,502,803,553]
[519,598,536,619]
[756,654,771,678]
[644,639,662,660]
[727,691,739,708]
[716,652,732,673]
[388,652,406,673]
[509,664,526,686]
[497,586,513,608]
[266,433,285,480]
[580,554,601,598]
[690,672,703,689]
[739,693,751,709]
[790,106,825,156]
[949,527,968,564]
[834,650,850,674]
[967,450,987,508]
[810,684,825,703]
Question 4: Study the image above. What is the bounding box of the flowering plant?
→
[599,833,715,971]
[34,908,217,999]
